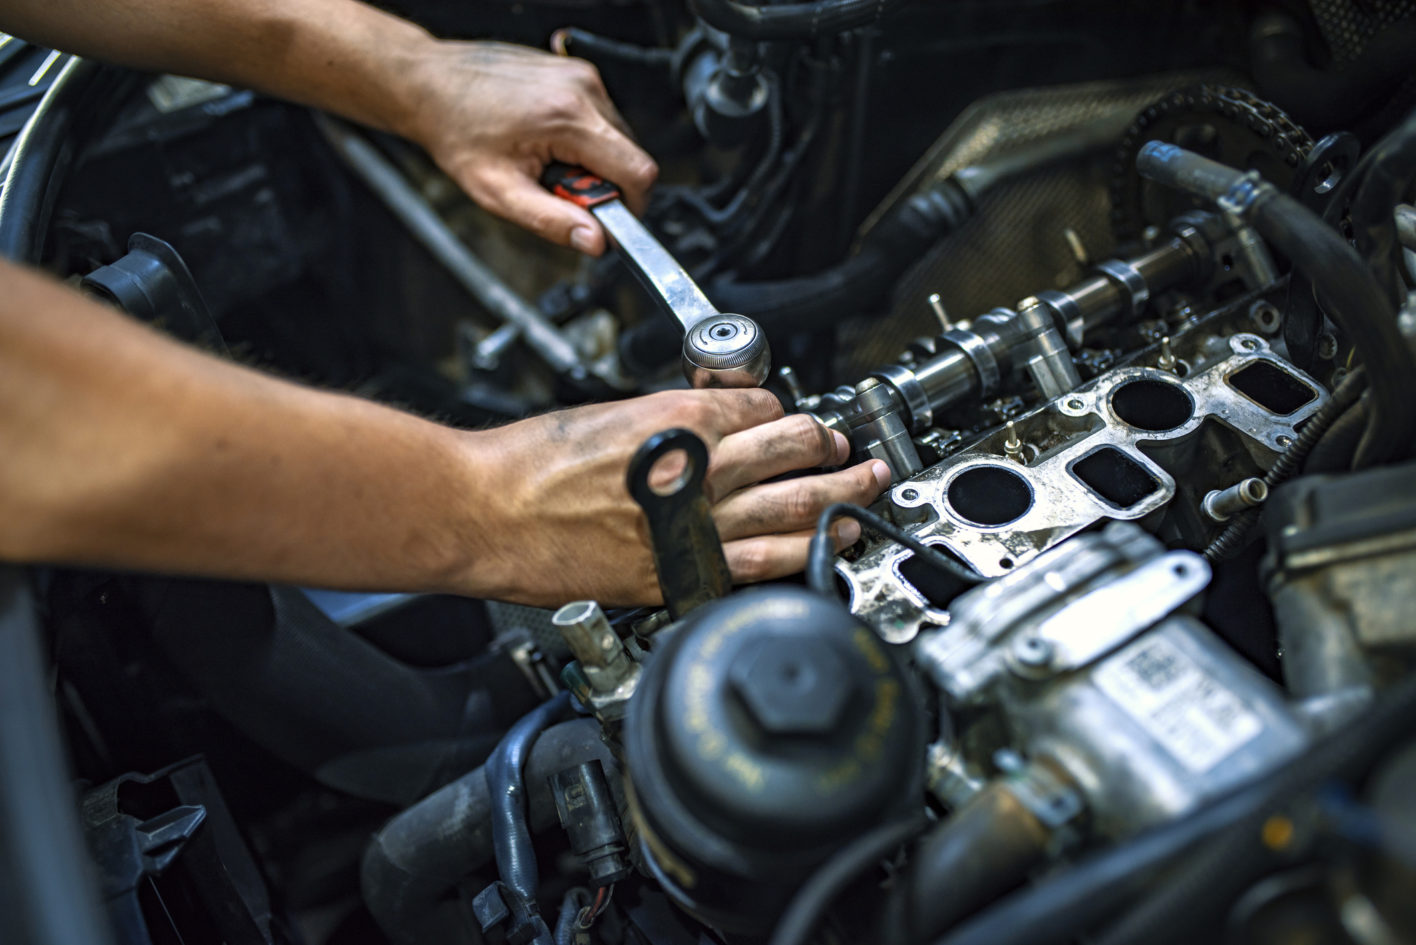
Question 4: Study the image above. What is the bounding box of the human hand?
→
[392,40,657,255]
[463,389,890,607]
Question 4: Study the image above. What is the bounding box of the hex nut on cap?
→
[727,637,853,736]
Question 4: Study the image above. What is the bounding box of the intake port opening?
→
[946,466,1033,527]
[898,543,976,608]
[1110,378,1195,432]
[1070,445,1162,510]
[1227,360,1318,415]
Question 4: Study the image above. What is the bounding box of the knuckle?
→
[786,414,831,460]
[784,486,822,525]
[732,541,774,583]
[540,90,583,124]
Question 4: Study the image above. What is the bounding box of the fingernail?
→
[871,460,893,489]
[832,431,850,464]
[838,520,862,545]
[569,225,598,255]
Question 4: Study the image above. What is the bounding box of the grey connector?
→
[552,601,635,694]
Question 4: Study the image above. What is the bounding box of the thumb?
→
[461,164,608,255]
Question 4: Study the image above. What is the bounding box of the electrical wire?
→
[768,813,929,945]
[808,502,981,600]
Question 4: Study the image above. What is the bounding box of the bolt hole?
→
[1173,563,1187,577]
[999,557,1014,569]
[901,488,919,501]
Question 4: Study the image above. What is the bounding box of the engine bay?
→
[5,2,1416,944]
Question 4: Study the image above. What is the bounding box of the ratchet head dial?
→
[682,313,772,389]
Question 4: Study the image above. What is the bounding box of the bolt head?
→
[1012,635,1055,670]
[727,638,853,736]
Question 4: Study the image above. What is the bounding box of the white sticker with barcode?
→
[1093,635,1264,773]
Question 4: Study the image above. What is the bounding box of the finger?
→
[707,413,852,498]
[467,165,608,254]
[685,388,784,438]
[713,462,889,541]
[555,122,658,217]
[723,520,863,585]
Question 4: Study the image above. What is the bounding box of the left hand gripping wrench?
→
[542,162,771,388]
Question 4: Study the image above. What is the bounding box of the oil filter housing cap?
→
[624,585,924,931]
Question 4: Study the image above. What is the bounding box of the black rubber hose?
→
[1250,12,1416,133]
[1137,143,1416,468]
[620,180,972,371]
[0,57,137,264]
[1203,369,1368,562]
[768,813,929,945]
[487,691,573,902]
[0,56,97,262]
[0,570,118,945]
[808,502,981,600]
[361,718,621,945]
[690,0,915,40]
[554,28,674,68]
[932,667,1416,945]
[1302,396,1370,475]
[1348,108,1416,308]
[883,784,1051,944]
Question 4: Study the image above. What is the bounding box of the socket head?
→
[682,314,771,389]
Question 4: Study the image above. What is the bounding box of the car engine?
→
[4,2,1416,944]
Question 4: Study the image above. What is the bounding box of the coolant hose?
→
[1348,108,1416,308]
[690,0,915,40]
[1137,142,1416,467]
[883,783,1051,944]
[487,691,573,902]
[361,718,621,945]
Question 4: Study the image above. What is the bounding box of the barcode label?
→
[1094,635,1264,773]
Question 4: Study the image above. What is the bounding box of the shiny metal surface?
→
[595,200,721,332]
[681,313,771,388]
[841,327,1328,642]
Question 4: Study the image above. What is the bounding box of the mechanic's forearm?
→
[0,261,496,594]
[0,0,430,136]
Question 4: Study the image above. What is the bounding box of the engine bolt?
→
[1316,333,1339,360]
[1003,421,1025,465]
[1011,635,1054,672]
[1157,336,1178,373]
[927,293,953,332]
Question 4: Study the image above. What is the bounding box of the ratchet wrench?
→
[542,162,770,388]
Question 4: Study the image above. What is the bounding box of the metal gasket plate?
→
[840,333,1327,642]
